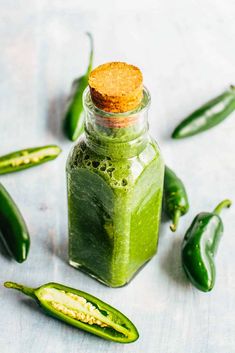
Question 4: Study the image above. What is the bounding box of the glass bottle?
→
[66,85,164,287]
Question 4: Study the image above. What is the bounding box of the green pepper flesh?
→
[0,145,61,175]
[4,281,139,343]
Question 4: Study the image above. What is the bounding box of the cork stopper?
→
[88,62,143,113]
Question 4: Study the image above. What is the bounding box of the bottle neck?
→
[83,87,151,159]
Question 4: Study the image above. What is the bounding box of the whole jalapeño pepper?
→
[0,145,61,175]
[172,85,235,139]
[163,166,189,232]
[4,281,139,343]
[182,199,231,292]
[0,183,30,262]
[64,32,94,141]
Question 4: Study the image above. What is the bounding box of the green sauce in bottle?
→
[66,63,164,287]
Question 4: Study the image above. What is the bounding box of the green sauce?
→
[67,136,164,287]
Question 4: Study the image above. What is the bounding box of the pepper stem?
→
[213,199,232,215]
[86,32,94,74]
[4,281,35,299]
[170,209,181,232]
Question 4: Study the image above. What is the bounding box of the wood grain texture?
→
[0,1,235,352]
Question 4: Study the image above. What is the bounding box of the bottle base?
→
[69,255,154,288]
[69,260,117,287]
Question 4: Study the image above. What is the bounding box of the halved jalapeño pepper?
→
[0,145,61,175]
[4,281,139,343]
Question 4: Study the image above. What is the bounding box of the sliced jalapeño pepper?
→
[0,183,30,262]
[0,145,61,175]
[4,281,139,343]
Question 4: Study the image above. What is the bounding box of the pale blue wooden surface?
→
[0,1,235,352]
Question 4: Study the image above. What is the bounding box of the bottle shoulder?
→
[67,135,164,189]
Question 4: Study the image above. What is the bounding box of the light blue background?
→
[0,1,235,352]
